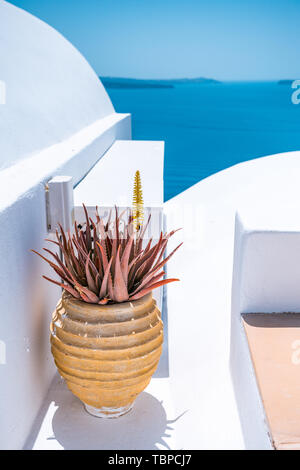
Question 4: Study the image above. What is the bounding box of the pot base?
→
[84,403,133,419]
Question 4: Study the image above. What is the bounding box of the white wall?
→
[230,209,300,449]
[0,0,114,169]
[238,233,300,314]
[0,1,131,449]
[230,215,273,450]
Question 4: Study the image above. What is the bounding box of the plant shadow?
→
[51,392,173,450]
[25,375,185,450]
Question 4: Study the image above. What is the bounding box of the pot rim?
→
[58,291,155,323]
[62,291,152,310]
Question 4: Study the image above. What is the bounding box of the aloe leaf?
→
[83,204,92,252]
[58,223,68,253]
[150,242,183,275]
[94,243,104,278]
[105,208,112,232]
[131,270,165,296]
[100,256,113,299]
[96,242,108,272]
[120,234,134,284]
[135,214,151,255]
[134,233,165,281]
[129,278,179,300]
[42,248,76,284]
[74,284,99,303]
[85,254,98,294]
[42,275,81,299]
[113,246,129,302]
[32,249,69,281]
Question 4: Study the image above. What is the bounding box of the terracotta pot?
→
[50,292,163,418]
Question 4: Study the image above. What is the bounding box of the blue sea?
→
[106,82,300,201]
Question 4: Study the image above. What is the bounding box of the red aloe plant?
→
[32,205,182,304]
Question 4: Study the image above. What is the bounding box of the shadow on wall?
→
[25,375,185,450]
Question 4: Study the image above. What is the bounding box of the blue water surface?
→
[107,82,300,201]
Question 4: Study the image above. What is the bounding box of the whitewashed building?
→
[1,0,300,450]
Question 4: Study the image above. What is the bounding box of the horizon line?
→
[99,76,298,82]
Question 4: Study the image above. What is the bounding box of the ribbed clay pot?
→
[50,292,163,418]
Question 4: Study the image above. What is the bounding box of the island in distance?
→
[100,76,220,89]
[278,79,296,85]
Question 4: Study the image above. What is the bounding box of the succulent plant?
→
[32,205,182,304]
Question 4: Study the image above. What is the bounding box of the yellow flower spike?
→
[132,170,144,232]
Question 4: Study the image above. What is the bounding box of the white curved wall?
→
[164,150,300,449]
[0,0,114,169]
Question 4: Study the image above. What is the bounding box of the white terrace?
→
[1,0,300,450]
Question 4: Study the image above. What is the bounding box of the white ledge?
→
[74,139,164,207]
[0,113,130,211]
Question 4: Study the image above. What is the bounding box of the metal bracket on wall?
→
[46,176,74,233]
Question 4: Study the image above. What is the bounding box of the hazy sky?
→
[7,0,300,80]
